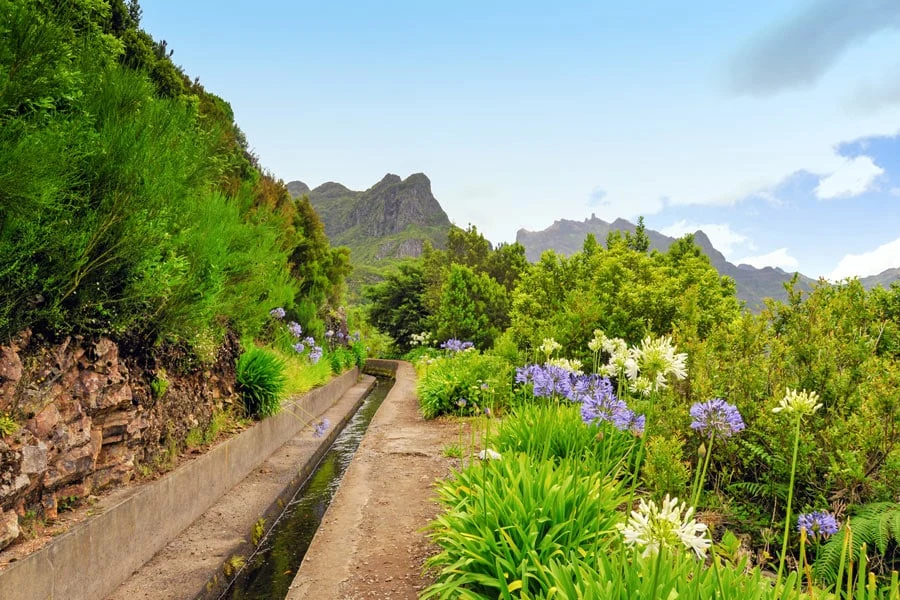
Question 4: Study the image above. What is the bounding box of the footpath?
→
[287,361,458,600]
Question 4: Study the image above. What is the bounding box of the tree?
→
[363,262,430,354]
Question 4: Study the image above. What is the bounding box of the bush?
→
[236,346,287,418]
[423,454,626,599]
[328,346,356,374]
[416,351,514,419]
[494,403,637,479]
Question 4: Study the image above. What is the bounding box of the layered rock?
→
[0,330,239,550]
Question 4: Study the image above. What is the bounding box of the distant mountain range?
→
[288,173,898,306]
[517,215,899,307]
[287,173,451,287]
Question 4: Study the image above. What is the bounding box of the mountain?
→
[516,215,819,308]
[287,173,452,286]
[860,268,900,290]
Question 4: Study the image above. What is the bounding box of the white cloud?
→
[660,220,754,257]
[891,187,900,196]
[814,155,884,199]
[828,236,900,280]
[735,248,799,271]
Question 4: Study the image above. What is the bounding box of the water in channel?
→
[216,376,393,600]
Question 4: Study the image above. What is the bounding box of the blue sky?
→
[142,0,900,279]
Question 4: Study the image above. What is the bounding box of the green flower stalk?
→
[773,388,821,592]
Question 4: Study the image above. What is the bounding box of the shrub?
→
[328,346,356,374]
[416,351,513,419]
[494,403,637,479]
[236,346,286,418]
[423,454,626,599]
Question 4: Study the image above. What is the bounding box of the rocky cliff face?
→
[287,173,451,263]
[0,331,239,550]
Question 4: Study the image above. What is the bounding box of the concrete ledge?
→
[0,368,360,600]
[362,358,400,378]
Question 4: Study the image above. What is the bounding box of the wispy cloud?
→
[814,155,884,198]
[660,220,754,257]
[587,187,607,207]
[728,0,900,95]
[846,67,900,114]
[829,236,900,279]
[735,248,800,271]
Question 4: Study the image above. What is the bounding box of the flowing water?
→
[214,377,393,600]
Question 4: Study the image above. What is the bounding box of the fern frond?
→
[813,502,900,585]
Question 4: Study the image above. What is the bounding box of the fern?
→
[813,502,900,585]
[739,438,785,468]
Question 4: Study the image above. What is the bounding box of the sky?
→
[142,0,900,280]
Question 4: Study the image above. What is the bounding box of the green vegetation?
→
[0,0,348,354]
[235,347,287,418]
[382,224,900,597]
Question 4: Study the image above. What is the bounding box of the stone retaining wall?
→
[0,368,358,600]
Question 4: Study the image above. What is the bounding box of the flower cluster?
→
[409,331,432,347]
[579,377,644,435]
[539,337,562,359]
[547,357,583,375]
[773,388,822,417]
[628,335,687,396]
[440,339,475,353]
[592,331,687,396]
[516,365,645,435]
[313,418,330,438]
[269,307,286,320]
[309,346,323,364]
[689,398,745,439]
[797,511,840,540]
[293,341,305,354]
[619,495,711,558]
[288,321,303,338]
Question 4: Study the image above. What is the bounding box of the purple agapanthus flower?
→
[580,385,626,424]
[532,364,574,398]
[515,364,539,385]
[440,339,475,353]
[313,418,330,438]
[690,398,745,439]
[797,511,840,540]
[569,374,612,403]
[309,346,323,364]
[288,321,303,338]
[293,342,305,354]
[269,307,286,319]
[303,336,315,346]
[456,398,467,408]
[325,329,334,338]
[612,408,646,436]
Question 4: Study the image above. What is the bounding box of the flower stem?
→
[775,415,802,591]
[691,435,715,508]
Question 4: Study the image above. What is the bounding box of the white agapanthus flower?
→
[628,335,687,392]
[476,448,502,461]
[618,495,710,559]
[588,329,606,353]
[548,357,584,375]
[539,337,562,358]
[772,388,822,417]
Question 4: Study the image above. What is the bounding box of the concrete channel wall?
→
[0,368,360,600]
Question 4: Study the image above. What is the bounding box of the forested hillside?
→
[0,0,349,351]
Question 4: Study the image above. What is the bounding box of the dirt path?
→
[287,361,460,600]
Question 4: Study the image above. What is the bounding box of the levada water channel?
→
[206,376,393,600]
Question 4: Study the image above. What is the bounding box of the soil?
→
[287,361,463,600]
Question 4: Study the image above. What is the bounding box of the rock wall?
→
[0,330,239,550]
